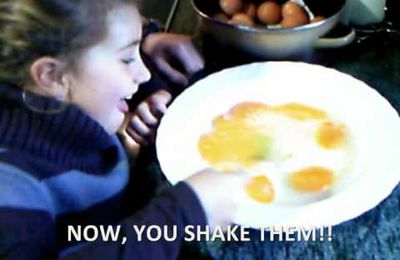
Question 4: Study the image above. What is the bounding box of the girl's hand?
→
[185,169,248,231]
[142,33,204,86]
[126,90,172,145]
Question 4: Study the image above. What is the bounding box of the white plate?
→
[156,62,400,228]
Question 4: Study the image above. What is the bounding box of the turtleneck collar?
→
[0,82,120,174]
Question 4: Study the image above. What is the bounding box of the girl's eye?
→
[121,57,135,64]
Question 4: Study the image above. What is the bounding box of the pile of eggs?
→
[217,0,325,28]
[198,102,352,205]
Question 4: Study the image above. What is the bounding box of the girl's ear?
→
[29,57,70,101]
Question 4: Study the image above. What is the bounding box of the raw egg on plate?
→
[316,121,346,149]
[198,103,271,171]
[246,175,275,203]
[198,101,353,205]
[289,166,335,192]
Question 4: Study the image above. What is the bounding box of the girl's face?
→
[67,4,151,134]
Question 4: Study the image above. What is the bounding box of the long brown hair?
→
[0,0,139,87]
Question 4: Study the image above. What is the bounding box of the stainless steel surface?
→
[192,0,347,59]
[165,0,181,32]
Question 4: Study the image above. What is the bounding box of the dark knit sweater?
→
[0,83,207,259]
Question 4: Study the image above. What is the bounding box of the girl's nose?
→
[135,57,151,85]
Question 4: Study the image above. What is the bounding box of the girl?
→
[0,0,245,259]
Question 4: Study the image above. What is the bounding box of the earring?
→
[22,89,66,114]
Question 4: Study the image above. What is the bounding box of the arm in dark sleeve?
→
[0,208,57,260]
[127,52,173,111]
[61,182,207,260]
[129,50,202,111]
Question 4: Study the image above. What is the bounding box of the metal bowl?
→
[192,0,348,59]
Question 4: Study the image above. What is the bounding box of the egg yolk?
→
[316,121,346,149]
[199,102,272,170]
[273,103,327,120]
[230,102,270,118]
[198,102,344,177]
[246,175,275,203]
[199,118,271,170]
[289,166,335,192]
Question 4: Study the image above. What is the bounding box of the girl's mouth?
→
[118,99,129,113]
[118,93,134,113]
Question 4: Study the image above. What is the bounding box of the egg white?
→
[244,110,355,206]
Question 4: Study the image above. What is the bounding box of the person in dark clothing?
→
[127,21,205,146]
[0,0,246,259]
